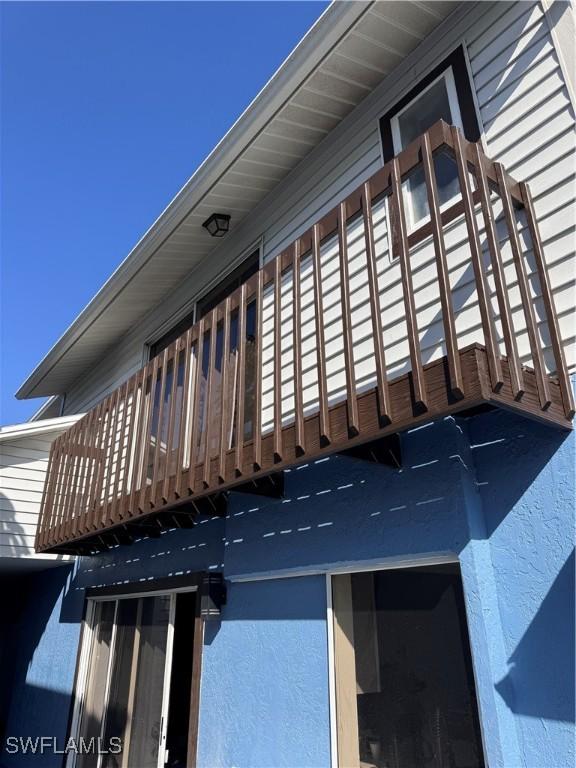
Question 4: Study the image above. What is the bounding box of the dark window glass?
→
[196,248,260,319]
[379,47,480,163]
[149,248,260,359]
[333,564,485,768]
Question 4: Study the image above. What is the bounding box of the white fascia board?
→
[0,414,82,441]
[16,1,371,401]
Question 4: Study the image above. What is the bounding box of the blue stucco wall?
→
[1,566,81,768]
[198,577,330,767]
[469,409,575,766]
[4,400,574,768]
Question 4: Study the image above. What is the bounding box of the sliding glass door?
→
[72,591,195,768]
[331,564,485,768]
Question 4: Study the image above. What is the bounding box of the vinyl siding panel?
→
[63,0,575,418]
[0,429,73,561]
[468,0,576,372]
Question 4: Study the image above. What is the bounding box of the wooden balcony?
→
[36,121,574,555]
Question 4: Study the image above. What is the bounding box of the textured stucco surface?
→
[3,399,574,768]
[198,577,330,767]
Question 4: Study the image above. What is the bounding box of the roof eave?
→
[16,1,370,401]
[0,414,83,441]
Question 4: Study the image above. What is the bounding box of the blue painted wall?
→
[4,400,574,768]
[199,577,330,768]
[1,566,81,768]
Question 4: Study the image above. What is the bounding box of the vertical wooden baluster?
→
[100,388,121,526]
[474,143,524,399]
[389,157,428,411]
[49,432,66,544]
[150,347,170,507]
[188,318,206,493]
[138,355,160,513]
[37,441,54,551]
[66,421,81,539]
[451,126,503,391]
[253,271,264,470]
[49,431,64,544]
[110,375,136,521]
[127,366,150,515]
[41,439,60,548]
[234,286,247,475]
[45,439,61,546]
[38,439,52,548]
[50,440,66,546]
[174,328,193,498]
[99,389,120,527]
[163,340,181,502]
[76,413,91,536]
[361,185,392,425]
[520,182,575,418]
[203,309,219,488]
[219,298,232,482]
[496,163,551,409]
[58,425,76,542]
[292,242,305,454]
[78,407,99,534]
[338,201,360,436]
[63,424,82,542]
[86,399,106,531]
[312,223,331,444]
[421,132,464,399]
[273,257,284,461]
[69,423,85,539]
[71,414,90,538]
[104,382,127,525]
[120,370,143,514]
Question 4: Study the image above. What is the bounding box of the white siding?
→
[0,428,73,562]
[63,0,575,418]
[467,0,575,371]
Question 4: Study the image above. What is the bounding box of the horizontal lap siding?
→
[63,1,574,418]
[0,433,69,559]
[260,0,574,430]
[467,0,575,370]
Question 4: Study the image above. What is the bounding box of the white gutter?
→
[16,1,370,400]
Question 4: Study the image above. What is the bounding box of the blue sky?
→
[0,1,327,426]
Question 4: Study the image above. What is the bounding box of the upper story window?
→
[379,47,480,232]
[196,247,259,319]
[148,246,260,360]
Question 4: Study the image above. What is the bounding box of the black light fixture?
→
[202,212,231,237]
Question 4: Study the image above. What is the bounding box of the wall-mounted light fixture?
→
[202,212,231,238]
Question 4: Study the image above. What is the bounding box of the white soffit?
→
[17,0,459,400]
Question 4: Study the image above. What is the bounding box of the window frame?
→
[379,45,481,163]
[66,574,205,768]
[389,66,463,156]
[391,67,464,230]
[378,46,481,237]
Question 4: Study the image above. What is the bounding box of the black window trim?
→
[379,45,481,163]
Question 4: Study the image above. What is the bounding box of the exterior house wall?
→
[6,3,574,767]
[61,0,575,418]
[1,566,80,768]
[4,392,574,767]
[0,419,79,562]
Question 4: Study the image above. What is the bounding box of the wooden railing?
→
[36,121,574,554]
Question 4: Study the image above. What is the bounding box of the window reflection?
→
[333,565,485,768]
